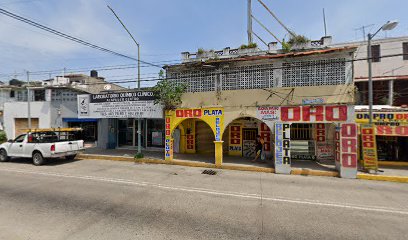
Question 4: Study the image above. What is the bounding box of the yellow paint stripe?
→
[357,174,408,183]
[378,161,408,167]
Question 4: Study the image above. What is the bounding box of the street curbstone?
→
[357,174,408,183]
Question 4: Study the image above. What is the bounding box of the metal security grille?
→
[290,123,313,140]
[282,58,346,87]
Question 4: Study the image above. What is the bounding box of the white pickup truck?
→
[0,130,84,166]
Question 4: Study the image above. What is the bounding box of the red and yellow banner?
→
[361,124,378,171]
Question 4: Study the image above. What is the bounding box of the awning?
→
[63,118,98,123]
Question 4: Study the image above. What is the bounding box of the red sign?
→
[376,126,408,136]
[259,123,271,151]
[340,123,357,168]
[176,109,202,118]
[281,105,350,122]
[316,123,326,142]
[230,126,241,145]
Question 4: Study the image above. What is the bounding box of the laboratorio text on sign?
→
[77,91,163,119]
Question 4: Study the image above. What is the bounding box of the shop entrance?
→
[290,123,315,161]
[117,118,145,148]
[242,128,258,157]
[376,136,408,161]
[223,117,273,167]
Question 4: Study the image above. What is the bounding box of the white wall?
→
[333,36,408,78]
[3,102,52,139]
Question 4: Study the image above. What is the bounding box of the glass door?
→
[118,119,134,147]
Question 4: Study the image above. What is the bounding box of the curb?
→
[78,154,135,162]
[378,161,408,167]
[357,174,408,183]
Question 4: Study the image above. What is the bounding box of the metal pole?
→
[247,0,253,44]
[367,33,373,124]
[137,43,142,154]
[323,8,327,36]
[388,79,394,106]
[27,71,32,129]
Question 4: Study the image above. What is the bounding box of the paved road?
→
[0,159,407,240]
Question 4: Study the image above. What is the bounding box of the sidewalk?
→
[79,148,408,182]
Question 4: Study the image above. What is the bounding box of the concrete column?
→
[214,141,224,167]
[388,79,394,106]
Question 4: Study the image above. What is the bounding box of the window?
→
[10,90,15,98]
[34,90,45,101]
[371,45,381,62]
[403,42,408,60]
[14,134,26,143]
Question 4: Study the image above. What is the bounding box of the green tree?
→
[0,131,7,143]
[153,70,187,110]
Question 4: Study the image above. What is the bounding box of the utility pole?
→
[26,71,31,129]
[247,0,253,44]
[108,5,142,154]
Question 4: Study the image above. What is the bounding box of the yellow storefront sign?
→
[360,124,378,171]
[356,112,408,124]
[165,108,224,163]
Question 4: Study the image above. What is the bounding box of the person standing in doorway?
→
[252,135,265,163]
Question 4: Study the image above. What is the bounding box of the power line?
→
[28,52,408,87]
[0,7,163,68]
[3,52,408,85]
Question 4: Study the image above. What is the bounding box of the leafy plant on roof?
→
[281,39,291,53]
[287,35,309,45]
[153,70,187,110]
[197,48,205,55]
[239,42,258,49]
[281,35,309,52]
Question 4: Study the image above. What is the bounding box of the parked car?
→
[0,128,84,166]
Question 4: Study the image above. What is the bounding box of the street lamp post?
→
[108,6,142,154]
[367,20,398,124]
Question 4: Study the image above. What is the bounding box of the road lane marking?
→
[1,167,408,216]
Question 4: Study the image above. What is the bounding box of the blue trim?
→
[63,118,98,123]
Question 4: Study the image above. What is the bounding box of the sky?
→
[0,0,407,88]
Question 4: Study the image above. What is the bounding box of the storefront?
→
[356,109,408,162]
[165,104,357,178]
[64,118,98,142]
[77,91,164,149]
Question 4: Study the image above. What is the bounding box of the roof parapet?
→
[181,36,333,63]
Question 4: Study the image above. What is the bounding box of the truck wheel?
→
[0,149,9,162]
[65,154,77,161]
[32,152,45,166]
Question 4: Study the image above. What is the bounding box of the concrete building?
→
[164,37,359,178]
[333,36,408,162]
[1,71,126,141]
[42,70,125,94]
[2,85,92,139]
